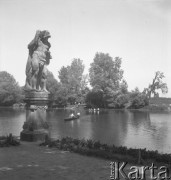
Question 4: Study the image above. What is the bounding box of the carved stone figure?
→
[24,30,52,92]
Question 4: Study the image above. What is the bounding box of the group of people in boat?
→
[88,108,100,113]
[69,112,80,118]
[68,108,100,119]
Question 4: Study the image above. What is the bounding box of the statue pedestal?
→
[20,91,50,142]
[20,129,48,142]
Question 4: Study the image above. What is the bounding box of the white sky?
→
[0,0,171,97]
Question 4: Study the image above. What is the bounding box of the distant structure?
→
[21,30,51,142]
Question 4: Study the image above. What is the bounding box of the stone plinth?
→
[24,91,50,107]
[20,129,48,142]
[20,91,50,142]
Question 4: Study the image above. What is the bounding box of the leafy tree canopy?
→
[143,71,168,98]
[89,52,124,107]
[58,66,70,85]
[46,70,60,100]
[0,71,23,106]
[89,52,123,92]
[58,58,88,103]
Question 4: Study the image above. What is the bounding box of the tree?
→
[119,79,128,94]
[129,87,149,109]
[130,94,148,109]
[130,87,140,99]
[54,85,68,107]
[0,71,23,106]
[58,66,70,85]
[58,58,88,103]
[69,59,85,94]
[89,52,124,106]
[113,94,129,109]
[80,75,89,103]
[143,71,168,98]
[46,70,60,100]
[85,90,105,108]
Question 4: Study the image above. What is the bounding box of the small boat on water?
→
[64,115,80,121]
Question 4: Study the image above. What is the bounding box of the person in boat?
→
[70,113,75,118]
[76,112,80,117]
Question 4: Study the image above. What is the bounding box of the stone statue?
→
[24,30,52,92]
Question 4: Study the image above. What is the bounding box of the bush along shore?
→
[40,137,171,166]
[0,134,20,147]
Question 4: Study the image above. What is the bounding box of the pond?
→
[0,108,171,154]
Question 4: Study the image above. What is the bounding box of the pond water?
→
[0,108,171,154]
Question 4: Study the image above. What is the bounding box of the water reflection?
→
[0,108,171,153]
[149,112,171,153]
[123,110,152,150]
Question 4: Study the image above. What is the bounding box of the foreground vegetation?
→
[0,134,20,147]
[40,137,171,166]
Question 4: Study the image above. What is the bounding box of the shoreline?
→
[1,106,171,113]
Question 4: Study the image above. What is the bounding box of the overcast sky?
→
[0,0,171,97]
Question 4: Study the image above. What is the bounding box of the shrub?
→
[129,94,148,109]
[0,134,20,147]
[113,94,129,109]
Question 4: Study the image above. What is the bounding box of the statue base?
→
[20,90,50,142]
[24,90,50,108]
[20,129,48,142]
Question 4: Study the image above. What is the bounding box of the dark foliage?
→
[0,134,20,147]
[0,71,23,106]
[113,94,129,109]
[128,88,149,109]
[85,90,105,108]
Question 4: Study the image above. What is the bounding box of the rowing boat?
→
[64,115,80,121]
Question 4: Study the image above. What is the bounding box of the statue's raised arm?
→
[24,30,52,92]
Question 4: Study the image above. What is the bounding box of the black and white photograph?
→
[0,0,171,179]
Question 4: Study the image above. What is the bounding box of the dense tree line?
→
[0,53,168,108]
